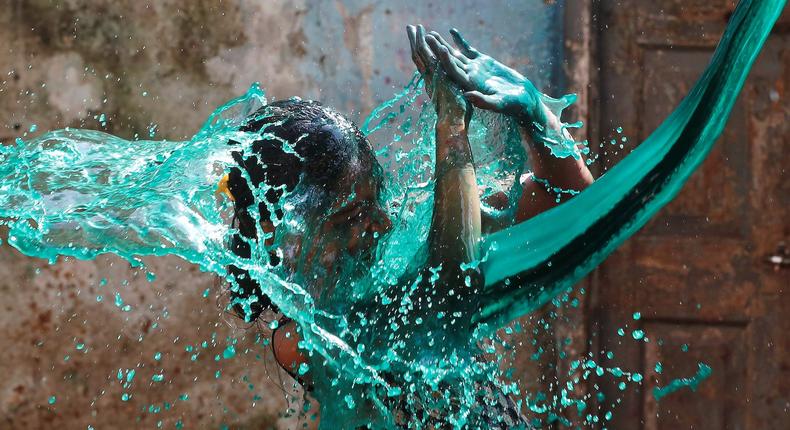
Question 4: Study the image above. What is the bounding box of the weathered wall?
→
[0,1,564,429]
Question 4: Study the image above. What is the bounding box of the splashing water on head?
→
[0,0,784,427]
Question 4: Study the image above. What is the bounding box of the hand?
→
[425,28,545,124]
[407,25,469,124]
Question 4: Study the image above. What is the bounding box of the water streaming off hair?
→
[0,0,782,426]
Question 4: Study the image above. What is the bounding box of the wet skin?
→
[269,25,594,384]
[272,170,392,379]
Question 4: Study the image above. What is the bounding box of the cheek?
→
[279,234,303,272]
[319,242,341,267]
[347,220,375,255]
[345,225,360,254]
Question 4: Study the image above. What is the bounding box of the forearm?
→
[515,104,593,223]
[427,114,481,267]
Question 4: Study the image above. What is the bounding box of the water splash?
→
[0,0,784,427]
[653,363,713,401]
[474,0,786,333]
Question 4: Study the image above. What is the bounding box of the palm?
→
[425,29,539,119]
[467,56,521,92]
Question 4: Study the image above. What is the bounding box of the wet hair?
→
[226,99,381,322]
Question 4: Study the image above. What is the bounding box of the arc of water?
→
[475,0,786,334]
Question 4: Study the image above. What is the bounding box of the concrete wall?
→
[0,1,563,428]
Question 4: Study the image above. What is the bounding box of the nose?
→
[369,208,392,237]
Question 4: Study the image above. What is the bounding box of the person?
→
[222,25,593,427]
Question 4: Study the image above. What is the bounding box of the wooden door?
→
[588,1,789,429]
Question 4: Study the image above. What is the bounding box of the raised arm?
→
[426,29,593,228]
[407,25,482,289]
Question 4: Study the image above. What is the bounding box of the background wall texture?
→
[0,1,564,428]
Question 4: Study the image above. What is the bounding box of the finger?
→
[464,91,503,111]
[450,28,480,59]
[415,25,436,68]
[425,34,465,69]
[426,35,466,72]
[406,25,426,73]
[427,35,472,90]
[429,30,469,64]
[433,38,469,78]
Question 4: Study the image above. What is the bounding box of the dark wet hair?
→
[226,99,381,322]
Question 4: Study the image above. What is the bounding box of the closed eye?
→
[329,202,366,223]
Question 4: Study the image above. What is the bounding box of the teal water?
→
[475,0,786,332]
[0,0,784,427]
[653,363,713,401]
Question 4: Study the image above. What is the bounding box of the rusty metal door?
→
[588,2,789,429]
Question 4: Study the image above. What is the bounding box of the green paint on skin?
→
[653,363,713,401]
[114,292,131,312]
[222,345,236,359]
[0,1,782,427]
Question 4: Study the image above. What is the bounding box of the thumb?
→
[463,91,502,111]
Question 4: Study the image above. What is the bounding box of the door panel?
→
[590,2,788,429]
[642,322,747,430]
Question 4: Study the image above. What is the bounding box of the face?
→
[277,163,392,295]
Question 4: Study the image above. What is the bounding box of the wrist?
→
[436,100,469,125]
[436,117,468,144]
[517,101,563,147]
[434,84,470,125]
